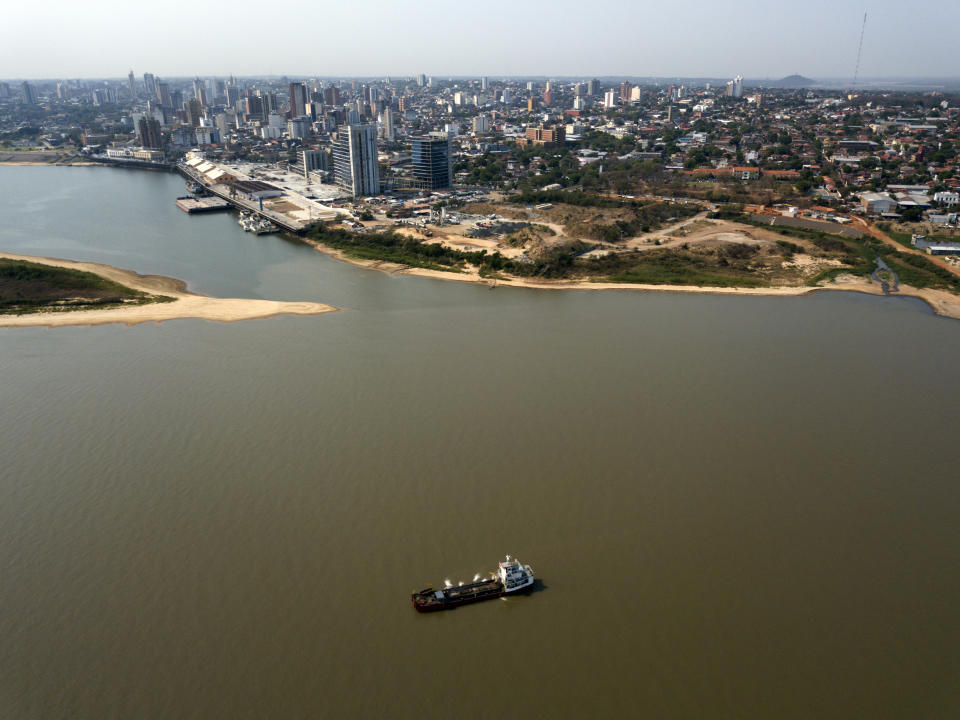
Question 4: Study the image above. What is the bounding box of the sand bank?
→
[0,252,336,328]
[303,238,960,321]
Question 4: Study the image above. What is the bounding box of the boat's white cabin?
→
[498,555,534,593]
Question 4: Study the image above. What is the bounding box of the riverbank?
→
[0,252,336,327]
[301,236,960,321]
[0,160,98,166]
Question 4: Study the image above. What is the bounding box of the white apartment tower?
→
[333,124,380,197]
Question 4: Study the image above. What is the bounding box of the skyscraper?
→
[244,95,264,119]
[186,99,202,126]
[381,107,395,141]
[143,73,156,96]
[156,82,172,107]
[21,81,38,105]
[289,82,307,118]
[128,70,136,99]
[416,74,426,87]
[332,124,380,197]
[137,116,163,149]
[726,75,744,98]
[411,135,452,190]
[587,78,599,96]
[481,76,488,91]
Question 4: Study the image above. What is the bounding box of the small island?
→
[0,253,336,328]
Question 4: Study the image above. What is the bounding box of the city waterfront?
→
[1,166,959,719]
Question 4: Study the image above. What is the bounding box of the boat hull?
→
[411,579,505,612]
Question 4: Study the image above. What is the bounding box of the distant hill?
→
[770,74,817,88]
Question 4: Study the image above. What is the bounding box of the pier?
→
[176,196,231,214]
[177,164,310,234]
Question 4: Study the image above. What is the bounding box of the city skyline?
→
[3,0,959,80]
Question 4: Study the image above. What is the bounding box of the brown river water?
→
[1,167,958,719]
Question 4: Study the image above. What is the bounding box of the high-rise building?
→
[143,73,156,96]
[287,117,309,139]
[56,82,66,99]
[481,76,488,91]
[323,85,340,106]
[21,81,38,105]
[620,81,632,99]
[128,70,136,99]
[0,82,12,98]
[398,96,406,112]
[214,113,235,137]
[411,135,452,190]
[226,85,240,107]
[137,116,163,148]
[526,81,535,91]
[527,97,537,112]
[156,82,172,107]
[289,82,307,118]
[603,89,618,108]
[332,124,380,197]
[299,148,328,176]
[726,75,743,98]
[587,78,599,96]
[244,95,263,119]
[260,91,279,114]
[186,99,202,126]
[543,89,552,106]
[472,115,490,133]
[381,107,395,141]
[417,74,426,87]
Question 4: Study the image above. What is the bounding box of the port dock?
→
[176,196,231,214]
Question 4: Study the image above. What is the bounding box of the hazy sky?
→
[3,0,958,80]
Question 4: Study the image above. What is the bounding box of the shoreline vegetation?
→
[0,253,336,328]
[300,208,960,321]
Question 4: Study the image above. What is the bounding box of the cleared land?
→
[304,196,960,320]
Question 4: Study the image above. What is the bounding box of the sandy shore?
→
[302,238,960,321]
[0,252,337,328]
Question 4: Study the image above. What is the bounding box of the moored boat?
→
[411,556,534,612]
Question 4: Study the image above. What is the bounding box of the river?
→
[1,166,958,719]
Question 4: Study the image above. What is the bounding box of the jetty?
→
[176,196,231,214]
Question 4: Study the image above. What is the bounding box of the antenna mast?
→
[852,12,867,88]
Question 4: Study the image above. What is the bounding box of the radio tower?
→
[852,12,867,88]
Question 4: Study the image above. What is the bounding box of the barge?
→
[176,196,231,214]
[411,556,534,612]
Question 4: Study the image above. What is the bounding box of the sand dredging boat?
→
[411,556,534,612]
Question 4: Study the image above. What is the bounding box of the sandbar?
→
[0,252,337,328]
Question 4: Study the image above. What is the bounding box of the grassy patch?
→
[883,253,960,292]
[0,259,171,314]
